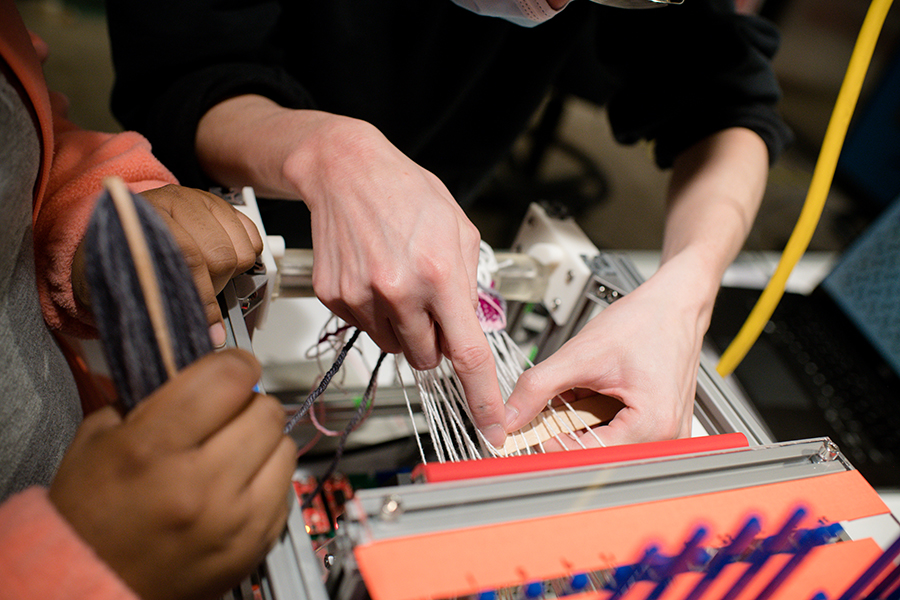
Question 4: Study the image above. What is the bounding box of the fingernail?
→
[209,322,227,349]
[482,424,507,448]
[504,405,520,430]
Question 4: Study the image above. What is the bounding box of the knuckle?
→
[467,398,496,419]
[373,334,402,355]
[164,477,208,529]
[208,350,259,386]
[413,253,451,286]
[236,248,260,272]
[180,243,206,272]
[515,367,546,396]
[338,282,370,312]
[203,244,239,276]
[117,436,156,475]
[278,437,299,465]
[204,301,221,324]
[461,220,481,247]
[369,268,407,302]
[449,342,492,376]
[648,402,682,441]
[312,277,339,306]
[658,419,681,440]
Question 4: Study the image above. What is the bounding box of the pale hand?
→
[504,263,704,447]
[284,116,508,446]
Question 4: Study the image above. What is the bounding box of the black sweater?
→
[107,0,792,202]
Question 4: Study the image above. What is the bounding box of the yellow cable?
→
[717,0,894,377]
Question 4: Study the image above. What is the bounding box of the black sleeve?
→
[106,0,313,187]
[593,0,793,168]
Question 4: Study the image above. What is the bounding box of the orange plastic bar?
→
[355,471,888,600]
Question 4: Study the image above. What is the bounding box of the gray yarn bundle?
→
[83,187,212,412]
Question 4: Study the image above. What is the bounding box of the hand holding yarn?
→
[48,349,297,600]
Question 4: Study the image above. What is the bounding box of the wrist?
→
[280,113,384,211]
[197,95,308,199]
[652,247,723,323]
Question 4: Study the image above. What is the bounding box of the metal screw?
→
[380,494,403,521]
[323,554,336,569]
[550,298,562,310]
[812,440,840,463]
[565,270,574,284]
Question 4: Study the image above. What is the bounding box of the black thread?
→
[284,328,362,434]
[302,350,387,510]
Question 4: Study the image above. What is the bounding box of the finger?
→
[234,210,265,259]
[365,318,403,355]
[543,425,604,451]
[164,194,241,292]
[126,349,262,450]
[192,438,293,596]
[461,223,482,311]
[330,297,402,355]
[584,388,690,446]
[317,296,361,330]
[200,393,288,491]
[432,299,505,447]
[233,436,297,556]
[391,309,441,370]
[204,197,264,272]
[160,214,223,326]
[682,410,694,438]
[589,409,651,446]
[505,352,589,433]
[247,436,296,522]
[237,210,265,256]
[310,262,384,347]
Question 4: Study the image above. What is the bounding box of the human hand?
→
[283,115,508,446]
[73,185,263,347]
[141,185,264,337]
[49,349,297,600]
[504,262,705,447]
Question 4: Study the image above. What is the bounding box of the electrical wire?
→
[717,0,894,377]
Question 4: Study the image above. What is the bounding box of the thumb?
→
[504,356,581,433]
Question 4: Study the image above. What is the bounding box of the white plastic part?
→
[511,203,599,325]
[231,186,282,329]
[526,242,565,269]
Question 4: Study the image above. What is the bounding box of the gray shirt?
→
[0,63,82,500]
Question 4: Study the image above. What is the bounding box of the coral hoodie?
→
[0,1,176,597]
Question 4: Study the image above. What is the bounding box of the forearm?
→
[658,127,769,319]
[197,94,356,201]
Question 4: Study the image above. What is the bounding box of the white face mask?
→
[450,0,678,28]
